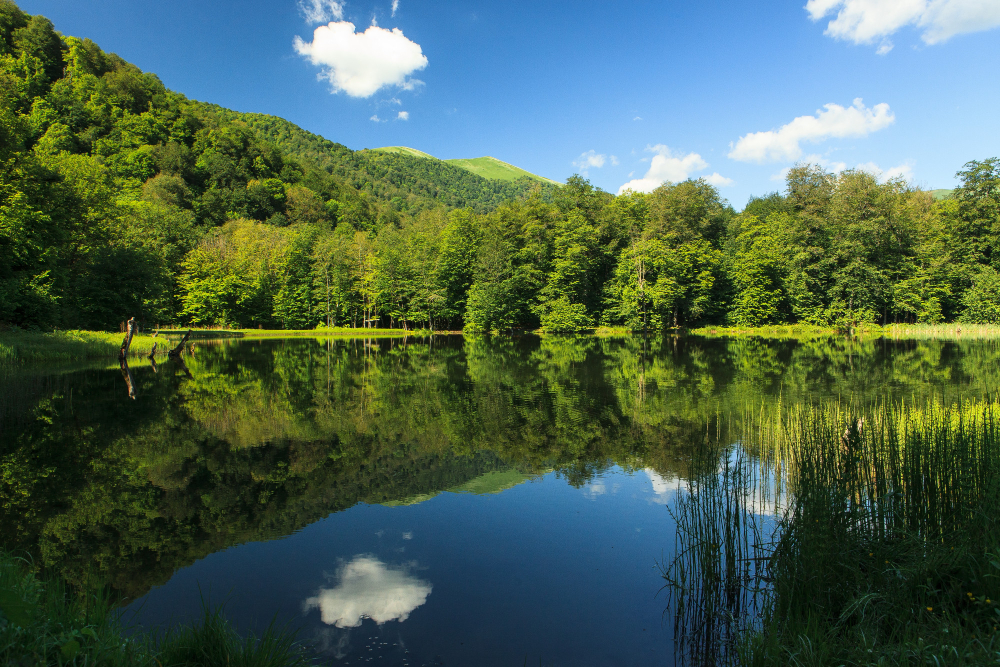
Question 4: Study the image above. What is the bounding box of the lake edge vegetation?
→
[0,549,311,667]
[667,398,1000,666]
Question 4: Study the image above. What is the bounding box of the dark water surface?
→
[2,334,998,665]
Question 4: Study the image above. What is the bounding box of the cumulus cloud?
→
[304,556,432,628]
[728,99,894,164]
[369,114,381,122]
[572,150,607,175]
[705,172,735,187]
[806,0,1000,51]
[645,469,683,505]
[294,22,428,98]
[397,111,409,120]
[770,157,913,183]
[617,145,726,194]
[299,0,344,23]
[855,161,915,181]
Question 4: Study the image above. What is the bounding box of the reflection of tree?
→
[2,335,1000,601]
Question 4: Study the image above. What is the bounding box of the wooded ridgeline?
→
[2,1,999,332]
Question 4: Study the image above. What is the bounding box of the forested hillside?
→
[1,0,999,332]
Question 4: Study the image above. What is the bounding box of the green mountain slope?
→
[930,189,954,200]
[377,146,436,159]
[372,146,561,186]
[446,156,562,186]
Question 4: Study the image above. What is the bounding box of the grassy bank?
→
[668,399,1000,666]
[0,327,444,363]
[689,322,1000,340]
[0,550,310,666]
[0,330,162,364]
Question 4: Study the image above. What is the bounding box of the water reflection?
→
[304,556,432,628]
[1,333,998,605]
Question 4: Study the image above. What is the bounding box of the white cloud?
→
[633,116,642,121]
[854,160,915,181]
[369,114,381,122]
[294,21,428,98]
[610,155,620,166]
[397,111,409,120]
[304,556,432,628]
[299,0,344,23]
[806,0,1000,50]
[391,0,399,16]
[572,150,607,175]
[617,145,710,194]
[705,172,735,187]
[770,157,913,183]
[728,99,894,163]
[645,469,682,505]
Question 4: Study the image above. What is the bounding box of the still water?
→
[1,334,997,665]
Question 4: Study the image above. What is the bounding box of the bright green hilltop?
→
[373,146,562,186]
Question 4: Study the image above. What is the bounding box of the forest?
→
[2,0,1000,333]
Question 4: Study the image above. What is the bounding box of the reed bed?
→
[666,398,1000,666]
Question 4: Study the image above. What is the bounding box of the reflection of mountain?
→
[2,335,999,601]
[382,469,536,506]
[304,556,432,628]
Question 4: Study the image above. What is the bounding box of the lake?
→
[2,334,998,666]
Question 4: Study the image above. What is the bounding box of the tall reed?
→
[666,398,1000,666]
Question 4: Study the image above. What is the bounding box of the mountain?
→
[373,147,562,186]
[198,108,559,214]
[929,189,954,200]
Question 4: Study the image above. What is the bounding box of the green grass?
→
[370,146,561,185]
[371,145,436,159]
[666,399,1000,666]
[0,330,163,364]
[443,156,562,185]
[0,550,311,666]
[690,322,1000,340]
[929,188,954,200]
[688,324,873,338]
[880,322,1000,339]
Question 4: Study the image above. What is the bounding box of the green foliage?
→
[960,266,1000,324]
[0,550,310,667]
[0,4,999,333]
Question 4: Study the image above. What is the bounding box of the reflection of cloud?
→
[645,468,682,504]
[583,480,607,499]
[304,556,432,628]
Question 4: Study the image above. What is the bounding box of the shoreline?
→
[4,323,1000,363]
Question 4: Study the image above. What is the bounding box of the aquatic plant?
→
[667,398,1000,665]
[0,550,311,666]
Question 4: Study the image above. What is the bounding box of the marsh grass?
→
[0,551,311,666]
[667,399,1000,666]
[662,443,777,666]
[880,323,1000,340]
[0,330,161,364]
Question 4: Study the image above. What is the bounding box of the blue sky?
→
[17,0,1000,207]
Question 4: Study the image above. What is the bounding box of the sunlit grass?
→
[0,330,161,364]
[881,322,1000,339]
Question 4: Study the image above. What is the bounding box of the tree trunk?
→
[119,317,137,361]
[169,330,192,357]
